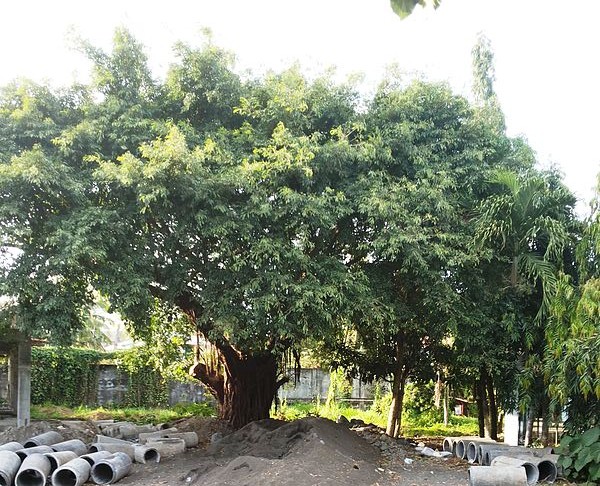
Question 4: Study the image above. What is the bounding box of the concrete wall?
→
[279,368,376,402]
[96,364,207,407]
[0,364,375,407]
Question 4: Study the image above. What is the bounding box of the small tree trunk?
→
[485,372,498,440]
[477,369,491,438]
[443,384,449,427]
[524,408,535,446]
[386,371,402,437]
[540,396,551,447]
[475,380,485,438]
[386,363,408,438]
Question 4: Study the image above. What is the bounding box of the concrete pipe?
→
[468,465,528,486]
[15,453,52,486]
[117,424,140,440]
[90,451,132,484]
[98,422,132,439]
[510,454,558,483]
[51,439,88,456]
[133,445,161,464]
[466,440,497,464]
[88,443,135,460]
[138,428,178,444]
[79,451,114,467]
[0,441,24,452]
[146,438,186,457]
[534,447,555,457]
[95,435,133,445]
[535,459,557,483]
[51,457,92,486]
[15,445,54,461]
[456,438,480,460]
[491,455,539,485]
[445,436,480,457]
[163,432,199,448]
[44,451,78,472]
[483,447,534,467]
[0,450,21,486]
[539,454,562,478]
[442,438,455,453]
[23,431,64,448]
[478,444,514,466]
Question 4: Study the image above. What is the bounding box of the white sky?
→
[1,0,599,215]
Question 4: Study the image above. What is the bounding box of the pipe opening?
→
[483,451,492,466]
[47,456,59,472]
[53,469,77,486]
[442,439,453,452]
[466,443,478,463]
[16,451,29,461]
[89,445,99,453]
[0,473,10,486]
[23,442,37,449]
[537,460,557,483]
[523,463,539,485]
[456,441,466,459]
[92,463,115,484]
[81,456,94,466]
[143,449,160,463]
[16,470,45,486]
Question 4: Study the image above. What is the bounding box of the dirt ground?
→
[118,417,471,486]
[0,416,576,485]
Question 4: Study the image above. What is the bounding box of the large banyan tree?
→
[0,30,368,427]
[0,29,544,429]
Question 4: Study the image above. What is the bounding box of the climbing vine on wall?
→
[30,346,170,407]
[116,346,169,408]
[31,347,104,406]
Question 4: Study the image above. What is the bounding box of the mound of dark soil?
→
[184,417,382,485]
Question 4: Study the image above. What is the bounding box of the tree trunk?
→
[475,380,485,438]
[524,408,535,446]
[386,364,407,438]
[540,396,551,447]
[485,371,498,440]
[443,383,449,427]
[190,342,281,429]
[477,370,491,438]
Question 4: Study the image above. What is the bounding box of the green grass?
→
[31,402,215,424]
[31,399,478,438]
[271,399,479,437]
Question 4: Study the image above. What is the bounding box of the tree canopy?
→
[0,29,594,432]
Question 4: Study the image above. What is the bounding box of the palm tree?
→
[475,169,574,318]
[474,168,576,443]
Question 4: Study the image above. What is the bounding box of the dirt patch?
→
[0,419,98,445]
[116,417,471,486]
[5,416,577,485]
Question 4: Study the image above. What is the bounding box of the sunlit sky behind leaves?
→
[2,0,599,215]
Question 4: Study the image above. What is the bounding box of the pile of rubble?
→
[0,420,198,485]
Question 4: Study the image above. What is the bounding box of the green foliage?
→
[31,402,215,423]
[272,398,478,437]
[31,347,104,406]
[556,427,600,485]
[115,347,169,408]
[0,28,586,430]
[30,346,188,410]
[390,0,441,19]
[325,369,352,407]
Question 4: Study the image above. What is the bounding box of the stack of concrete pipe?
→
[0,427,158,486]
[443,436,559,485]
